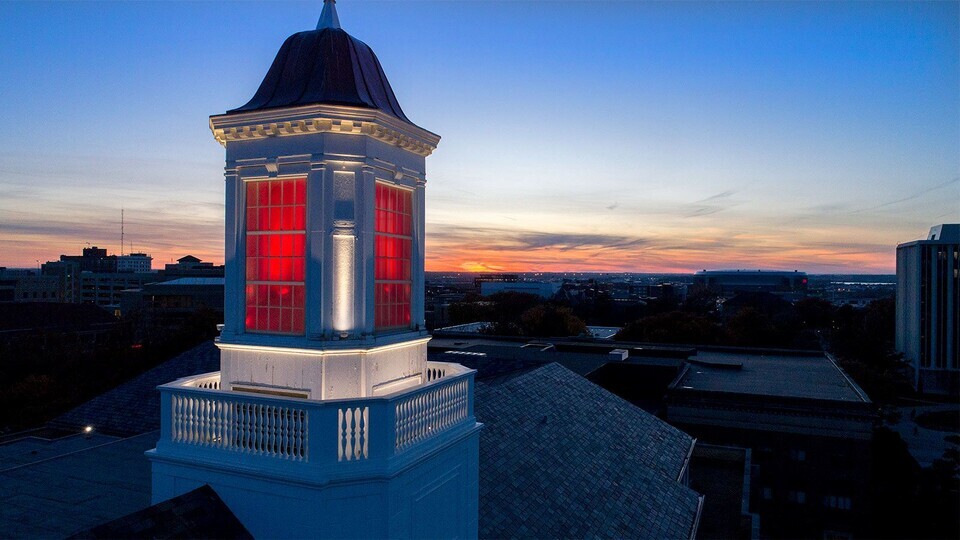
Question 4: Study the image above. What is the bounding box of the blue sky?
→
[0,1,957,272]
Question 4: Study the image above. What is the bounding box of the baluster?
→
[259,404,267,454]
[272,407,279,457]
[242,403,249,453]
[262,404,268,454]
[268,406,276,457]
[362,407,369,459]
[223,399,231,450]
[410,397,417,444]
[238,403,246,451]
[353,407,361,460]
[219,399,226,447]
[449,383,457,424]
[410,398,417,444]
[401,401,408,449]
[425,392,434,437]
[299,409,306,460]
[210,399,217,443]
[256,404,264,454]
[210,399,220,446]
[183,398,191,443]
[211,400,219,446]
[172,396,180,442]
[202,399,210,445]
[200,398,207,444]
[400,400,408,449]
[346,408,355,461]
[271,406,277,457]
[438,386,446,431]
[250,404,257,454]
[279,408,284,457]
[351,408,359,460]
[409,397,416,445]
[288,408,294,458]
[294,409,301,460]
[199,399,206,445]
[440,386,448,429]
[279,408,287,458]
[238,403,246,452]
[290,408,296,459]
[275,407,281,457]
[337,408,345,461]
[190,397,197,444]
[396,402,403,450]
[197,399,204,445]
[419,395,427,442]
[394,403,401,450]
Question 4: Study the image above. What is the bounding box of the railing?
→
[156,361,475,479]
[395,376,469,452]
[170,393,307,461]
[185,373,221,390]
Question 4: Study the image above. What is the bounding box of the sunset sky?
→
[0,1,957,273]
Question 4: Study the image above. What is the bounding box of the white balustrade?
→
[170,392,308,461]
[394,377,469,452]
[337,406,368,461]
[425,365,446,382]
[186,374,221,390]
[159,362,473,473]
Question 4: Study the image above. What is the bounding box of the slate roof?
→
[228,27,412,124]
[50,341,220,436]
[475,363,702,539]
[71,485,252,540]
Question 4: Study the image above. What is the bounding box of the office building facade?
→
[896,224,959,395]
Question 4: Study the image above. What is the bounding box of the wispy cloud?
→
[683,190,742,218]
[852,176,960,214]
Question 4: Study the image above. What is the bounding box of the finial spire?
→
[317,0,341,30]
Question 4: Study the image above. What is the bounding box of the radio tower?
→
[120,208,124,256]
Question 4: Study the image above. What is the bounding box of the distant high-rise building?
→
[39,246,156,308]
[117,252,153,273]
[59,246,117,273]
[896,224,959,395]
[162,255,223,278]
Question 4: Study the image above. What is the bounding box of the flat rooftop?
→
[0,431,155,537]
[673,351,870,403]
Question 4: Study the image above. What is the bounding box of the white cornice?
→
[209,104,440,156]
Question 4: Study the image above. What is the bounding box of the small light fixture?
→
[83,426,94,438]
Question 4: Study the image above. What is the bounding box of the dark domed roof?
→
[228,27,411,124]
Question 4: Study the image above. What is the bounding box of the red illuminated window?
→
[375,183,412,331]
[245,178,306,334]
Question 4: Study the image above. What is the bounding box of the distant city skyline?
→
[1,1,957,273]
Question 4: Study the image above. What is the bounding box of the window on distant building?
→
[788,490,806,504]
[244,178,306,334]
[789,449,807,461]
[823,495,852,510]
[762,487,773,500]
[374,183,412,331]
